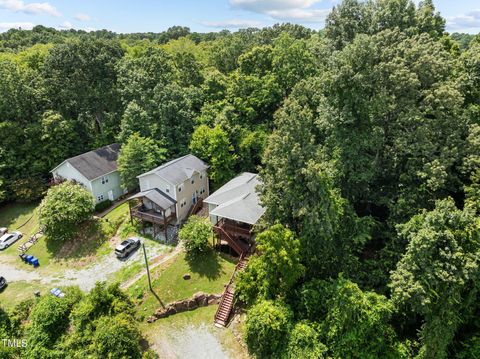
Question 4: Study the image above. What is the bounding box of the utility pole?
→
[142,243,152,291]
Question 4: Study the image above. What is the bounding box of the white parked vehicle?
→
[0,231,23,250]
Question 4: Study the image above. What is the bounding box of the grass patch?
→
[0,280,49,309]
[129,250,236,315]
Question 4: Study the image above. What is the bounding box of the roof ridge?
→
[68,143,119,162]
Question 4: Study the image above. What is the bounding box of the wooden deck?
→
[130,205,176,225]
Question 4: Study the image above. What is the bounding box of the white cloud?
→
[0,21,34,31]
[230,0,328,22]
[201,18,263,28]
[58,20,72,29]
[0,0,61,17]
[446,9,480,33]
[74,12,91,22]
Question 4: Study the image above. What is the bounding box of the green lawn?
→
[129,250,236,314]
[0,202,131,269]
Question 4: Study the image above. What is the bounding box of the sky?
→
[0,0,479,34]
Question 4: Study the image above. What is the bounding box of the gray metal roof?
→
[57,144,120,181]
[138,154,208,186]
[129,188,176,209]
[205,173,265,225]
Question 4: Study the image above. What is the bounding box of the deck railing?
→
[130,204,176,225]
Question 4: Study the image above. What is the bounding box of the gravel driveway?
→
[151,324,231,359]
[0,241,172,291]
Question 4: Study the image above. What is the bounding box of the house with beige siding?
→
[127,154,209,239]
[51,144,125,204]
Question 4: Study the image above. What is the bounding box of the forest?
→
[0,0,479,358]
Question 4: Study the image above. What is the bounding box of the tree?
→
[42,38,124,133]
[117,133,166,190]
[236,224,304,305]
[390,198,480,359]
[245,300,293,358]
[189,125,236,187]
[93,315,141,359]
[179,215,212,258]
[322,278,403,358]
[39,181,94,242]
[25,295,73,357]
[39,110,81,171]
[117,101,152,144]
[285,321,328,359]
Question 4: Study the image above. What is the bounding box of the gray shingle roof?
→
[62,144,120,181]
[205,173,265,225]
[138,154,208,186]
[128,188,176,209]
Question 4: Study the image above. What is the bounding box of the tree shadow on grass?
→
[46,219,110,260]
[185,249,224,281]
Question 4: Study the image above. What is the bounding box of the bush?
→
[39,181,94,242]
[284,321,327,359]
[93,314,141,359]
[245,299,293,358]
[179,215,212,258]
[94,199,112,212]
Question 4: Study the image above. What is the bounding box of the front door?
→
[192,192,197,204]
[108,190,114,201]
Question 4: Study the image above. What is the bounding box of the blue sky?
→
[0,0,479,34]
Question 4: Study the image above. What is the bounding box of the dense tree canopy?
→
[0,2,479,357]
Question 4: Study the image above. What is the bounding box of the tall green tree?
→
[117,133,166,190]
[236,224,304,305]
[189,125,236,187]
[390,198,480,359]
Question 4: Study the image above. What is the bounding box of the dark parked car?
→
[0,276,7,290]
[115,237,141,258]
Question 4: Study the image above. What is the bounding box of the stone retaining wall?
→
[147,292,222,323]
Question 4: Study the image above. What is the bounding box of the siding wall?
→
[175,171,209,223]
[52,161,93,193]
[91,171,124,203]
[139,174,175,199]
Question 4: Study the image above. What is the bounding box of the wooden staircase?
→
[187,198,203,217]
[214,254,249,328]
[213,225,249,256]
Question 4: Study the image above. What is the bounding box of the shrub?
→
[284,321,327,359]
[94,199,112,212]
[245,299,293,358]
[179,215,212,258]
[39,181,94,242]
[93,314,141,359]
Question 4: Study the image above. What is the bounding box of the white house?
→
[51,144,124,204]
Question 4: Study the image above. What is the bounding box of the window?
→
[180,198,187,208]
[178,184,183,192]
[101,176,108,184]
[97,195,104,201]
[200,187,205,195]
[200,173,203,179]
[166,188,169,193]
[191,179,195,184]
